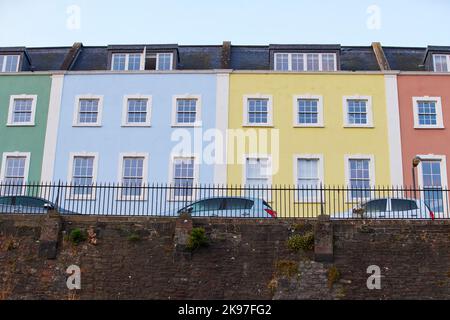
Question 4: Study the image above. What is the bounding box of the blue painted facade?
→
[53,73,218,185]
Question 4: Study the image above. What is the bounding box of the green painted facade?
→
[0,74,52,182]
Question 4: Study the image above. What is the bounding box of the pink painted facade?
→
[397,75,450,187]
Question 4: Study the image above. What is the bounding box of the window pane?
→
[15,197,47,207]
[417,101,437,125]
[298,99,318,124]
[122,157,144,197]
[0,197,13,205]
[0,56,3,71]
[72,157,94,196]
[347,100,368,124]
[434,55,449,72]
[4,55,19,72]
[349,159,371,198]
[12,99,33,123]
[246,158,270,184]
[176,99,197,124]
[291,54,304,71]
[128,54,141,70]
[275,54,289,71]
[173,158,195,197]
[306,54,319,71]
[112,54,126,70]
[391,199,418,212]
[157,53,172,70]
[192,199,223,212]
[363,199,387,213]
[225,198,254,210]
[422,160,444,213]
[4,157,26,195]
[78,99,99,124]
[127,99,148,123]
[321,53,335,71]
[247,99,269,124]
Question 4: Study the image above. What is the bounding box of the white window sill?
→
[7,123,35,127]
[343,124,374,128]
[65,195,96,201]
[414,125,445,129]
[293,124,324,128]
[116,196,147,202]
[242,124,274,128]
[72,124,103,127]
[121,124,152,128]
[171,123,202,128]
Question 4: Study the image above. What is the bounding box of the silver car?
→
[177,196,277,218]
[332,197,436,219]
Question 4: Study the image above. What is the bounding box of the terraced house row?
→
[1,42,450,205]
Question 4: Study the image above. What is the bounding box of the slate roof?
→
[382,47,427,71]
[1,42,450,72]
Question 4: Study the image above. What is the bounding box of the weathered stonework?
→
[0,215,449,300]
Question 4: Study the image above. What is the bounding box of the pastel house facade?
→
[1,42,450,217]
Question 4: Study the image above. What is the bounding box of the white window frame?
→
[242,154,273,201]
[412,96,444,129]
[7,95,37,126]
[274,52,337,71]
[343,96,374,128]
[293,154,324,203]
[0,55,20,72]
[432,54,450,72]
[0,152,31,195]
[111,53,144,71]
[243,94,273,127]
[73,95,104,127]
[117,152,149,201]
[292,95,324,127]
[344,154,376,201]
[417,154,449,215]
[156,52,174,71]
[168,155,199,201]
[121,95,152,127]
[171,94,202,127]
[417,154,448,189]
[242,154,273,186]
[66,152,99,200]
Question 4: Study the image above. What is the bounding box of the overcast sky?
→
[0,0,449,47]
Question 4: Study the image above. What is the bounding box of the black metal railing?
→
[0,181,448,219]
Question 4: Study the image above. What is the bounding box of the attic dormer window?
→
[145,52,173,71]
[433,54,450,72]
[111,53,143,71]
[0,55,20,72]
[274,53,336,71]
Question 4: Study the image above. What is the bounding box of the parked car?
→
[0,196,73,214]
[177,196,277,218]
[332,197,435,219]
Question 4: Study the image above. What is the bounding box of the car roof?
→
[0,195,51,201]
[365,197,420,202]
[188,196,264,202]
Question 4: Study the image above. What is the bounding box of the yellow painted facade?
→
[227,73,391,187]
